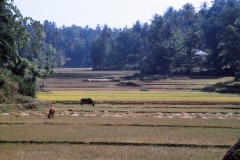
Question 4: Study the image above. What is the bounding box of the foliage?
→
[235,72,240,81]
[31,0,240,79]
[90,24,118,69]
[0,0,14,64]
[0,0,52,98]
[2,0,240,101]
[0,69,15,97]
[218,19,240,73]
[42,22,103,68]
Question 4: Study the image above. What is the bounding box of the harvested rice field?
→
[1,68,240,159]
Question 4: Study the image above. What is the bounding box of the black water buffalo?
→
[80,98,95,107]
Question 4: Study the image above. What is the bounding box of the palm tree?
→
[163,6,175,19]
[141,22,149,55]
[181,3,195,28]
[162,21,173,41]
[148,14,164,43]
[132,20,142,37]
[131,20,144,60]
[218,22,240,74]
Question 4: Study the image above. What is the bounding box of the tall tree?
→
[0,0,14,64]
[1,0,52,97]
[91,24,112,69]
[218,19,240,75]
[148,14,164,43]
[181,3,195,28]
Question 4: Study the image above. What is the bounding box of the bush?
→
[17,78,36,98]
[0,70,16,96]
[235,72,240,81]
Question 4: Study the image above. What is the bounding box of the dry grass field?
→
[1,68,240,159]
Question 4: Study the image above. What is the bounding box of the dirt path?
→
[2,110,240,120]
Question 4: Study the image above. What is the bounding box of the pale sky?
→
[13,0,212,29]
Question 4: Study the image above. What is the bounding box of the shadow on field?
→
[202,81,240,94]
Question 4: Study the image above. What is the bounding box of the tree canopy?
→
[1,0,240,100]
[0,0,52,98]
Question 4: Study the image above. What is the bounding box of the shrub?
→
[0,69,16,96]
[235,72,240,81]
[17,78,36,98]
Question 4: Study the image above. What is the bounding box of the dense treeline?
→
[41,22,121,68]
[41,0,240,79]
[89,0,240,78]
[1,0,240,98]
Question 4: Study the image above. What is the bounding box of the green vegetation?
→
[41,1,240,83]
[0,0,52,98]
[87,1,240,80]
[2,0,240,99]
[4,1,240,79]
